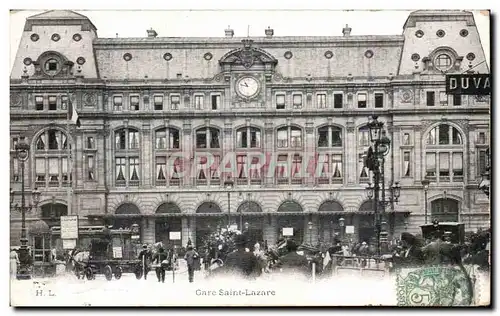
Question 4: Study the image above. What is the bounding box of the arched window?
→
[34,129,70,188]
[196,127,220,149]
[114,128,140,187]
[431,198,459,222]
[316,126,344,185]
[236,127,261,148]
[276,126,302,148]
[434,54,452,71]
[425,124,464,183]
[154,127,182,187]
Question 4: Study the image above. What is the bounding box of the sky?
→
[9,9,490,71]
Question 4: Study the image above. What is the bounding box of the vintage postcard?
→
[9,9,491,307]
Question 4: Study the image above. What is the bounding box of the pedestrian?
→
[278,240,310,278]
[223,234,261,279]
[138,244,151,280]
[10,248,19,279]
[184,246,199,283]
[153,247,168,283]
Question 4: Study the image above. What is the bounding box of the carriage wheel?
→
[104,265,113,281]
[85,267,94,281]
[134,266,143,280]
[114,267,123,280]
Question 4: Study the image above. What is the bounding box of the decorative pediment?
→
[219,39,278,70]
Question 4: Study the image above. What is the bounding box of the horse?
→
[66,249,90,279]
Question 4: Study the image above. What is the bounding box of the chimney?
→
[147,28,158,38]
[342,24,352,36]
[225,26,234,37]
[265,26,274,37]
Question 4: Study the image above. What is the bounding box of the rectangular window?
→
[478,132,486,144]
[129,158,139,182]
[36,158,46,182]
[452,152,463,180]
[237,155,247,179]
[453,94,462,106]
[426,152,436,177]
[277,129,288,148]
[293,94,302,109]
[478,150,487,176]
[211,95,220,110]
[12,158,19,181]
[357,93,367,108]
[196,130,207,148]
[171,95,180,110]
[318,128,328,147]
[209,130,220,148]
[61,95,68,110]
[276,95,286,109]
[250,130,260,148]
[237,130,247,148]
[86,136,95,149]
[332,154,342,178]
[154,96,163,111]
[48,96,57,110]
[276,154,288,181]
[290,129,302,148]
[332,129,342,147]
[113,96,123,111]
[48,158,59,182]
[426,91,435,106]
[291,154,302,182]
[130,96,140,111]
[359,154,369,180]
[156,157,167,181]
[334,94,343,108]
[115,158,126,182]
[359,130,370,147]
[156,130,166,149]
[170,130,180,149]
[115,130,126,150]
[210,155,220,180]
[439,152,450,179]
[403,151,411,177]
[317,94,327,108]
[403,133,411,145]
[129,131,139,149]
[35,96,44,111]
[195,95,204,110]
[440,91,448,105]
[375,93,384,108]
[87,155,95,181]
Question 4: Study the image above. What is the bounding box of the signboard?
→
[446,74,491,95]
[169,231,181,240]
[113,247,123,258]
[282,227,294,236]
[345,225,355,234]
[229,224,238,231]
[60,215,79,239]
[62,239,76,250]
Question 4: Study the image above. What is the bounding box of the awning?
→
[191,213,226,217]
[237,212,266,217]
[317,212,346,216]
[271,212,310,216]
[148,213,185,218]
[86,214,144,219]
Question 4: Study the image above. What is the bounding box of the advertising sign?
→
[169,231,181,240]
[62,239,77,250]
[282,227,294,236]
[446,74,491,95]
[113,247,123,258]
[345,225,355,234]
[60,215,79,239]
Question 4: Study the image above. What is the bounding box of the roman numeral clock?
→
[232,74,265,108]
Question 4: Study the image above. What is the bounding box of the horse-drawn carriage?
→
[66,226,142,281]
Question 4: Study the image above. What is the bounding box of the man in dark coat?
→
[153,247,168,283]
[399,232,425,266]
[137,244,151,280]
[223,234,261,279]
[184,246,199,283]
[278,240,310,277]
[422,231,459,265]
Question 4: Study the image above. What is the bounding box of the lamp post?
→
[364,115,400,257]
[339,217,345,242]
[308,221,313,245]
[244,221,249,232]
[404,219,409,231]
[10,140,41,280]
[421,179,430,224]
[224,178,234,230]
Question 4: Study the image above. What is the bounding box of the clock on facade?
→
[236,76,260,98]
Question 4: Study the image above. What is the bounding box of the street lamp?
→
[404,219,409,231]
[10,140,41,280]
[339,217,345,242]
[224,177,234,230]
[244,221,249,232]
[364,115,399,257]
[308,221,313,245]
[421,179,430,224]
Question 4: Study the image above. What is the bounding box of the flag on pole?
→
[68,97,81,127]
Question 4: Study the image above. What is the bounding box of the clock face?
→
[236,76,260,98]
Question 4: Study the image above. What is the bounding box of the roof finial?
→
[247,25,250,37]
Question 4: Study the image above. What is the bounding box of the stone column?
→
[305,121,315,186]
[142,123,152,188]
[183,122,192,187]
[414,126,422,183]
[142,218,155,244]
[264,122,274,186]
[263,216,277,245]
[346,122,356,184]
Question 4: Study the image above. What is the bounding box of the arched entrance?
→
[358,200,375,243]
[40,203,67,252]
[317,200,345,243]
[195,202,224,247]
[114,203,142,233]
[277,201,305,243]
[431,198,459,222]
[237,201,264,247]
[155,202,182,248]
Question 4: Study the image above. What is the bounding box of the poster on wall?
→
[345,225,355,234]
[283,227,294,236]
[113,247,123,258]
[169,231,181,240]
[62,239,76,250]
[61,215,79,239]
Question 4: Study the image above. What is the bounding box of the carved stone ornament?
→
[400,89,414,103]
[474,95,489,103]
[239,40,255,69]
[10,93,21,107]
[83,92,97,106]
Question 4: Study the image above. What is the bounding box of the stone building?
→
[10,10,490,248]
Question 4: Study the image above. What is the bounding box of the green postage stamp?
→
[396,265,476,306]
